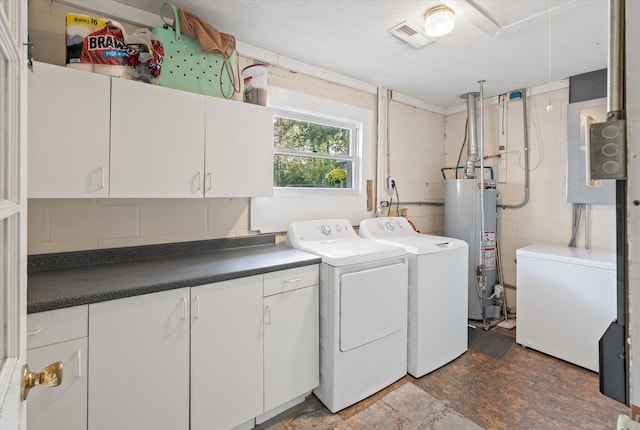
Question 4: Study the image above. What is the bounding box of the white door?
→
[264,284,319,411]
[191,277,264,430]
[0,1,27,429]
[110,78,205,198]
[28,62,111,198]
[88,288,190,430]
[339,262,407,352]
[204,97,274,197]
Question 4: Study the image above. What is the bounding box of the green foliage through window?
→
[273,115,355,188]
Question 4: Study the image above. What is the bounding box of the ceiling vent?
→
[389,20,434,48]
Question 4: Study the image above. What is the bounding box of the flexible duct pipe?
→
[498,88,530,209]
[461,92,480,178]
[608,0,624,118]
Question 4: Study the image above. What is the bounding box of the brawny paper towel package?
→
[65,14,106,72]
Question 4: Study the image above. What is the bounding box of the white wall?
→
[385,99,446,235]
[444,88,616,298]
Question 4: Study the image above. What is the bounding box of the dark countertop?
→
[28,238,321,314]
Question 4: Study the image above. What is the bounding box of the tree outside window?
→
[273,115,356,188]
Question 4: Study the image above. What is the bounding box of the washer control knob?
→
[320,225,331,235]
[335,224,343,232]
[386,221,395,230]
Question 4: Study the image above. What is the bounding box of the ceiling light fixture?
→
[424,5,455,37]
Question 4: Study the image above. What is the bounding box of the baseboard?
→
[255,394,308,424]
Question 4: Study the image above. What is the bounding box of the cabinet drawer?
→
[264,265,319,297]
[27,305,88,349]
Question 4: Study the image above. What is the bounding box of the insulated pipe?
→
[461,92,480,178]
[498,88,530,209]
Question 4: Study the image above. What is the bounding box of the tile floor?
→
[256,325,630,430]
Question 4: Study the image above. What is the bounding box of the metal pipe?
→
[608,0,624,119]
[375,86,384,213]
[385,89,392,187]
[395,201,444,206]
[498,88,530,209]
[585,204,591,249]
[478,80,487,328]
[461,92,480,178]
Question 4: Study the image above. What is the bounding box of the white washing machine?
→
[286,219,408,413]
[359,217,468,377]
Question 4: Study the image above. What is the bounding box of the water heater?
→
[444,179,500,321]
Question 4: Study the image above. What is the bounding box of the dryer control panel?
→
[287,218,358,245]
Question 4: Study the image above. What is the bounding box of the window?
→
[251,87,374,233]
[273,112,357,189]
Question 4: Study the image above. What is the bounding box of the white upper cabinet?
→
[28,62,110,198]
[28,63,274,198]
[205,97,274,197]
[110,78,205,198]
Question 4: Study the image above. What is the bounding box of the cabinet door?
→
[191,276,263,430]
[264,285,319,411]
[205,97,273,197]
[27,338,88,430]
[88,288,190,430]
[110,79,205,197]
[28,62,110,197]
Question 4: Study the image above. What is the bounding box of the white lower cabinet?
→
[263,268,319,414]
[30,265,319,430]
[27,306,88,430]
[88,288,191,430]
[191,276,264,430]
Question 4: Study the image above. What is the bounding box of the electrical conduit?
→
[498,89,530,209]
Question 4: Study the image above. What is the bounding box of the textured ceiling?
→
[114,0,608,108]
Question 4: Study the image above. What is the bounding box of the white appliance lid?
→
[286,219,406,266]
[516,242,616,270]
[359,217,468,255]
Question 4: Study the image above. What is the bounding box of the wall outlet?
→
[386,177,395,189]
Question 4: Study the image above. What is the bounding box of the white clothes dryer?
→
[359,217,468,377]
[286,219,408,413]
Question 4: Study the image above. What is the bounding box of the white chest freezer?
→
[516,243,616,372]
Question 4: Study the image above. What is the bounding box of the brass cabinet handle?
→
[21,361,63,401]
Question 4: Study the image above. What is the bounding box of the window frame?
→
[272,108,360,192]
[251,86,374,233]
